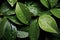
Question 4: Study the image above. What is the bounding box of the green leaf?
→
[38,14,58,33]
[7,0,17,7]
[5,9,15,15]
[0,18,2,23]
[7,16,22,25]
[25,2,40,16]
[0,2,10,13]
[50,8,60,18]
[40,0,49,8]
[4,24,17,40]
[0,18,7,38]
[38,11,52,16]
[17,31,29,38]
[56,2,60,7]
[48,0,58,8]
[15,2,31,24]
[29,20,40,40]
[0,2,15,15]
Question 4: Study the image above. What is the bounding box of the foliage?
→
[0,0,60,40]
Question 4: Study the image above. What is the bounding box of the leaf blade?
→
[38,14,58,33]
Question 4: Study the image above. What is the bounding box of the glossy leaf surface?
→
[15,2,31,24]
[38,14,58,33]
[50,8,60,18]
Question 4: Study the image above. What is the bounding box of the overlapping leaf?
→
[4,24,17,40]
[48,0,58,8]
[29,20,40,40]
[7,0,17,7]
[7,16,22,25]
[15,2,31,24]
[40,0,49,8]
[25,2,40,16]
[0,18,7,38]
[50,8,60,18]
[38,14,58,33]
[0,2,15,15]
[17,31,29,38]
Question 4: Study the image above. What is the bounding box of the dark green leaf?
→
[17,31,29,38]
[7,16,22,25]
[15,2,31,24]
[38,11,52,16]
[48,0,58,8]
[4,24,17,40]
[56,2,60,7]
[0,2,15,15]
[0,18,7,38]
[7,0,17,7]
[50,8,60,18]
[29,20,40,40]
[25,2,40,16]
[0,2,10,13]
[5,9,15,15]
[38,14,58,33]
[40,0,49,8]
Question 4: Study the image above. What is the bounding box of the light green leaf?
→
[17,31,29,38]
[38,14,58,33]
[48,0,58,8]
[29,20,40,40]
[50,8,60,18]
[7,16,22,25]
[15,2,31,24]
[0,18,7,38]
[7,0,17,7]
[40,0,49,8]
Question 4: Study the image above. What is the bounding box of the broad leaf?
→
[50,8,60,18]
[0,18,7,38]
[40,0,49,8]
[29,20,40,40]
[7,0,17,7]
[7,16,22,25]
[4,24,17,40]
[17,31,29,38]
[38,14,58,33]
[15,2,31,24]
[48,0,58,8]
